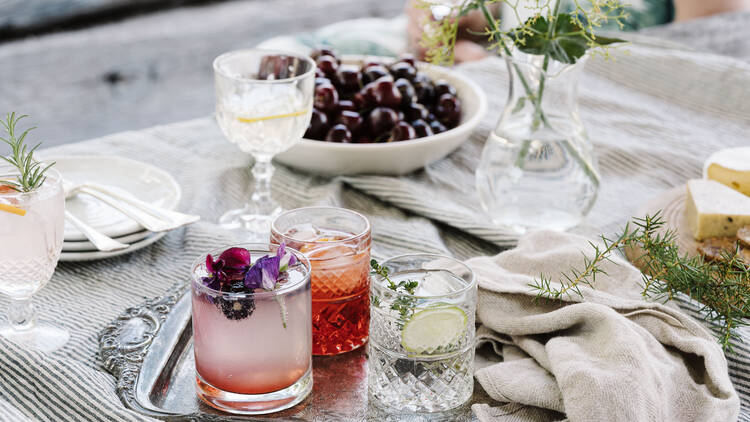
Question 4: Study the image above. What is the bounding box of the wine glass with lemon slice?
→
[213,49,315,237]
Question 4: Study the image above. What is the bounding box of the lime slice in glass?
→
[401,306,467,354]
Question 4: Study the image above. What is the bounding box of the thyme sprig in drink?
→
[271,207,372,356]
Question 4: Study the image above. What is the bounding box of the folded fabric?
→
[467,230,739,422]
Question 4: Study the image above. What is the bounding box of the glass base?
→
[491,207,582,234]
[367,341,474,413]
[0,323,70,353]
[196,367,312,415]
[218,206,282,241]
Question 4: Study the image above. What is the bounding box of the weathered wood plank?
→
[0,0,404,150]
[0,0,214,38]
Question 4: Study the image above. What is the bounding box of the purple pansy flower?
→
[218,247,252,270]
[202,247,252,289]
[244,255,280,290]
[277,243,298,271]
[242,243,298,291]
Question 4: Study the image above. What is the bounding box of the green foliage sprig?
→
[0,113,54,193]
[420,0,627,66]
[529,212,750,352]
[371,259,420,327]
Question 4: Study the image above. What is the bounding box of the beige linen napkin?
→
[467,230,739,422]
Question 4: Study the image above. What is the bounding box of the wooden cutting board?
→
[625,184,701,264]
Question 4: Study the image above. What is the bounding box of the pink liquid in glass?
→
[192,263,311,395]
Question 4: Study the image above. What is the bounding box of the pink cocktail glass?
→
[191,243,312,414]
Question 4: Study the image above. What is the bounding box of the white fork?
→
[64,210,130,251]
[82,182,200,228]
[62,180,199,232]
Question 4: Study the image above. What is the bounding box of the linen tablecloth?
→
[1,21,750,422]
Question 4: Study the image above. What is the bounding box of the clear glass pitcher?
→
[476,51,599,233]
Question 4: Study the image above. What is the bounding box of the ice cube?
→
[415,270,464,296]
[286,223,320,241]
[303,243,356,260]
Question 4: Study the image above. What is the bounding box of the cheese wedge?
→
[686,179,750,240]
[703,147,750,196]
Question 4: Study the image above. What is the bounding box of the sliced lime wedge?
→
[401,306,467,354]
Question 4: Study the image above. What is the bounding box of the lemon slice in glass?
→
[401,306,467,354]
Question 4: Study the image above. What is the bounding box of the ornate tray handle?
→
[99,283,187,417]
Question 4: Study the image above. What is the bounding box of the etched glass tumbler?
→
[368,254,477,412]
[271,206,372,356]
[191,243,312,414]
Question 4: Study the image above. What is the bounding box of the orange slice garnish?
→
[0,185,25,216]
[0,203,25,216]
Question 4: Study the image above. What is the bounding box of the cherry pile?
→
[305,49,462,144]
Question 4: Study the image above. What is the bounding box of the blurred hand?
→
[673,0,750,21]
[405,0,497,63]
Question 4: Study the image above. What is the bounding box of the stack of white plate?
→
[51,156,184,262]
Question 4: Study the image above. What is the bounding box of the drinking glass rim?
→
[270,206,372,247]
[190,243,311,298]
[0,167,62,204]
[213,48,317,85]
[370,253,476,300]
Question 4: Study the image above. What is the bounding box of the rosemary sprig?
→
[529,212,750,351]
[371,259,420,327]
[0,113,54,193]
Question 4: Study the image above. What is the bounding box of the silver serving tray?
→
[99,283,494,421]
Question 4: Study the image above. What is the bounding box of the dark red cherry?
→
[258,55,297,80]
[315,68,326,79]
[434,79,457,97]
[403,102,428,122]
[370,77,402,108]
[336,110,363,133]
[411,119,434,138]
[351,92,366,109]
[355,135,373,144]
[325,124,352,143]
[435,93,461,126]
[316,55,339,78]
[304,109,329,140]
[337,100,358,113]
[390,62,417,82]
[368,107,400,135]
[394,79,416,106]
[389,122,417,142]
[314,83,339,112]
[363,65,390,84]
[429,119,448,134]
[396,53,416,66]
[311,48,339,62]
[315,77,332,86]
[412,73,436,105]
[361,57,383,70]
[335,65,362,93]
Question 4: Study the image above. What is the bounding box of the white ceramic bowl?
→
[275,56,487,176]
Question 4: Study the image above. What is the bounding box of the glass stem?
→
[8,297,36,332]
[250,158,276,213]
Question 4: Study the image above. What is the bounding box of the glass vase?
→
[476,51,599,233]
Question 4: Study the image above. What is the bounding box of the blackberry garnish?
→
[217,281,255,320]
